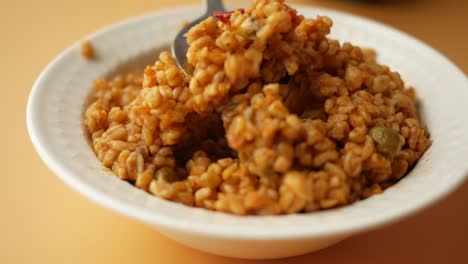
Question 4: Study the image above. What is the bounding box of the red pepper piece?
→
[213,8,245,26]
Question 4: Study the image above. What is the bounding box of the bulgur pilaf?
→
[84,0,430,215]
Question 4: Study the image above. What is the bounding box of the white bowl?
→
[27,4,468,259]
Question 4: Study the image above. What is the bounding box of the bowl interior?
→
[27,5,468,239]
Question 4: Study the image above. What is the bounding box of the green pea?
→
[154,167,178,182]
[301,108,327,120]
[369,126,401,159]
[425,130,431,139]
[235,29,258,40]
[261,167,276,178]
[259,167,279,187]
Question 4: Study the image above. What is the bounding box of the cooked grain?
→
[84,0,430,215]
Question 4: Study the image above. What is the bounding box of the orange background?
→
[2,0,468,263]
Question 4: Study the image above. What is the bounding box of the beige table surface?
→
[2,0,468,263]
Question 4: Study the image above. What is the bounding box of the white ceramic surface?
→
[27,4,468,259]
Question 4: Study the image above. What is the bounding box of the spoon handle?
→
[204,0,225,15]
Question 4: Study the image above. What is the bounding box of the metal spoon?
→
[171,0,226,75]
